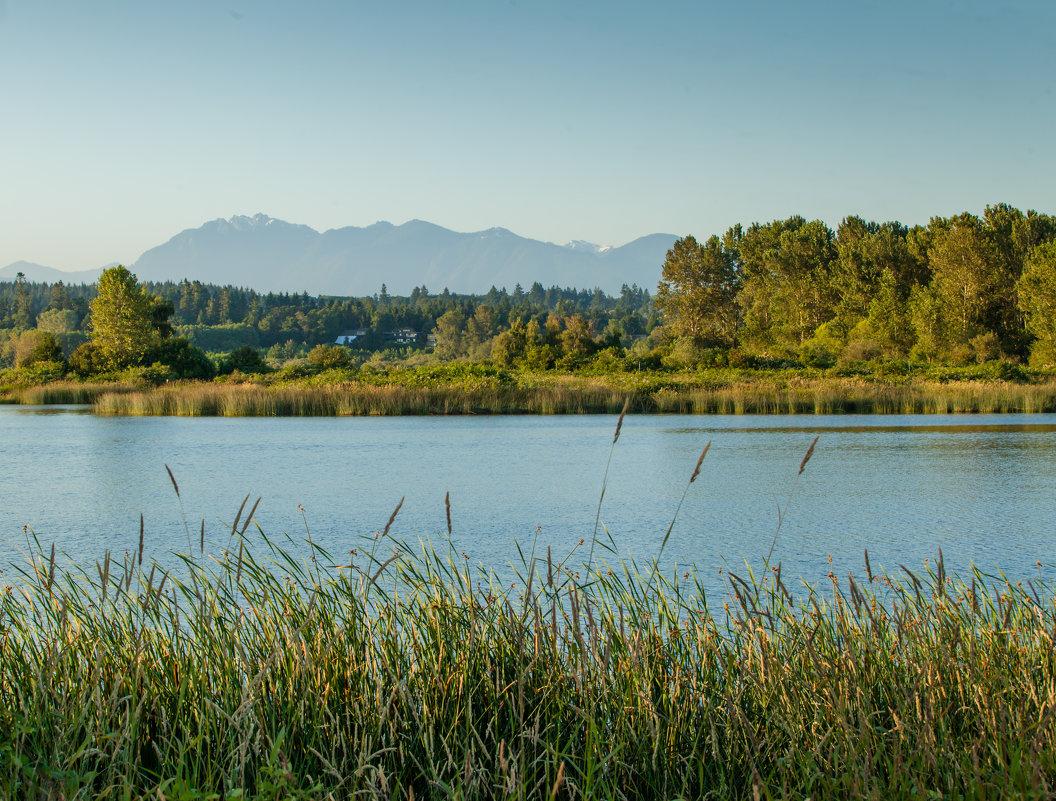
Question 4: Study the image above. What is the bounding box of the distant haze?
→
[1,215,677,295]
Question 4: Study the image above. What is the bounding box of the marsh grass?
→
[93,381,633,417]
[3,510,1056,797]
[88,375,1056,417]
[1,381,141,405]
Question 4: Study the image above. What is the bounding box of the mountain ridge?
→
[4,216,678,295]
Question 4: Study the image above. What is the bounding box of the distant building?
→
[334,328,370,346]
[389,328,419,345]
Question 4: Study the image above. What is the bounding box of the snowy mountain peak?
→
[226,213,274,229]
[563,239,611,254]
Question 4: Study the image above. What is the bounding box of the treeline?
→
[0,275,653,367]
[657,203,1056,367]
[5,202,1056,379]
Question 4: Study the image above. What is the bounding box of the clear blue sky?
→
[2,0,1054,271]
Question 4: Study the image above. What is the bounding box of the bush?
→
[219,344,269,375]
[799,341,836,368]
[144,337,216,380]
[307,345,352,369]
[838,339,883,366]
[0,361,67,387]
[68,342,106,377]
[120,363,177,386]
[984,359,1028,382]
[727,348,757,369]
[971,332,1001,363]
[6,329,64,368]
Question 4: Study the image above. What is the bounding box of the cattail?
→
[613,396,630,444]
[690,440,711,484]
[799,435,819,475]
[445,492,452,537]
[382,496,404,538]
[231,494,250,534]
[239,498,260,536]
[164,464,180,497]
[138,514,145,565]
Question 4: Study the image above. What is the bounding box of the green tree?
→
[89,266,156,369]
[7,329,63,368]
[221,344,269,374]
[36,308,80,334]
[432,309,467,360]
[735,218,837,351]
[832,218,921,339]
[1017,241,1056,365]
[14,272,32,329]
[655,235,740,347]
[927,216,1003,351]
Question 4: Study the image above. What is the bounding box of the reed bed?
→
[2,518,1056,798]
[92,381,632,417]
[90,375,1056,416]
[1,381,141,405]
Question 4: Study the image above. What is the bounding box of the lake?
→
[2,405,1055,599]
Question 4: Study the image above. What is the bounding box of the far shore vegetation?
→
[4,202,1056,415]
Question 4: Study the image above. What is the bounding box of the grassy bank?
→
[2,516,1055,799]
[0,380,141,405]
[85,373,1056,416]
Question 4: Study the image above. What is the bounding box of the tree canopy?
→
[89,266,157,369]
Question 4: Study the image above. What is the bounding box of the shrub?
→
[971,332,1001,363]
[838,338,883,366]
[798,340,836,368]
[68,342,106,377]
[144,337,216,380]
[4,329,64,368]
[219,344,269,375]
[307,344,352,369]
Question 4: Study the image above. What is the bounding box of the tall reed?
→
[2,513,1055,798]
[89,375,1056,417]
[4,381,140,405]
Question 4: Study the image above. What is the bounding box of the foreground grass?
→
[2,512,1055,799]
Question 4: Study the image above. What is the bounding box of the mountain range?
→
[1,215,677,295]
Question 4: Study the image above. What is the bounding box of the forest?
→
[1,203,1055,384]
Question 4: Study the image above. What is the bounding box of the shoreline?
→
[3,372,1056,416]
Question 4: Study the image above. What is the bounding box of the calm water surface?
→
[2,406,1055,598]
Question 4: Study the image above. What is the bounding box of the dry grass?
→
[89,375,1056,416]
[2,381,141,405]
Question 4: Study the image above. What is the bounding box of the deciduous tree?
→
[655,235,740,347]
[89,266,156,369]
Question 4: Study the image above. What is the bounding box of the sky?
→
[1,0,1055,271]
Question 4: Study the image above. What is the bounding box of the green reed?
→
[2,509,1056,799]
[3,381,141,405]
[86,375,1056,417]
